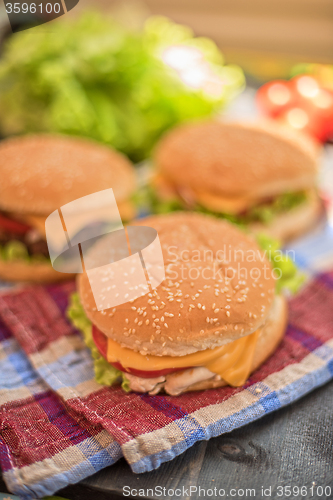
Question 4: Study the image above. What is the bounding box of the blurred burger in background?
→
[0,134,136,283]
[147,120,322,242]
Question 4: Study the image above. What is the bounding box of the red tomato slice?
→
[92,325,187,378]
[0,213,32,235]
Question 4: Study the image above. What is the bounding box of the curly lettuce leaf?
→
[0,12,244,163]
[136,186,308,225]
[67,292,123,387]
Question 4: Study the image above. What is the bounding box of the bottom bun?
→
[184,294,288,392]
[0,259,75,284]
[250,192,323,243]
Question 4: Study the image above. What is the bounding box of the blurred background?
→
[95,0,333,78]
[0,0,332,161]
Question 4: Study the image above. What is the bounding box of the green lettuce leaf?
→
[0,12,244,163]
[67,292,123,387]
[136,186,308,225]
[256,233,305,294]
[0,240,50,264]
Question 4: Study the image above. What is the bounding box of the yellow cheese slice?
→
[193,190,257,214]
[107,329,260,387]
[154,174,258,214]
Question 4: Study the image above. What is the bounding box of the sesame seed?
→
[138,321,143,326]
[132,329,136,334]
[145,319,149,325]
[134,318,138,324]
[198,303,202,309]
[226,311,230,317]
[202,305,206,310]
[125,318,129,324]
[214,308,219,313]
[206,317,210,323]
[131,307,136,311]
[200,330,204,334]
[164,323,168,328]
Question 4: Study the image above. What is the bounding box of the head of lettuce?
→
[0,11,244,163]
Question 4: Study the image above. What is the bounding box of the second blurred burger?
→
[0,134,136,283]
[149,120,323,242]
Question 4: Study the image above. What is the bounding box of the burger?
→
[68,212,301,396]
[149,120,322,242]
[0,134,136,283]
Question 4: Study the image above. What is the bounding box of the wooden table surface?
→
[2,380,331,500]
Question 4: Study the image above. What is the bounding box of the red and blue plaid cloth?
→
[0,239,333,499]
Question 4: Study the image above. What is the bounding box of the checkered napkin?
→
[1,239,333,499]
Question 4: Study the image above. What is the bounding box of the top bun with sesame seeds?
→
[155,120,319,200]
[78,212,279,357]
[0,134,136,218]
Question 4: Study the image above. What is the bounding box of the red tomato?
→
[256,80,295,118]
[92,325,188,378]
[0,213,32,235]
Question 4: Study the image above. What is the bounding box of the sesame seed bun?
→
[0,134,136,217]
[183,293,287,392]
[78,212,277,357]
[155,120,319,200]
